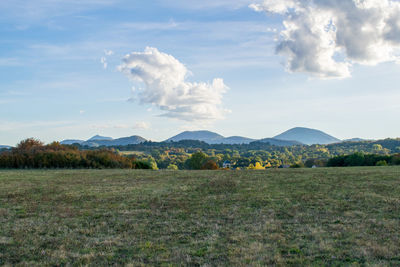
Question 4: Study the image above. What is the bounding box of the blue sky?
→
[1,0,400,145]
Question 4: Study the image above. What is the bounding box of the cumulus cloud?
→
[250,0,400,78]
[118,47,229,122]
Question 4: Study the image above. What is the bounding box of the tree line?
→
[2,138,400,170]
[0,139,152,169]
[327,153,400,167]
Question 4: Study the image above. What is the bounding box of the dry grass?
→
[0,167,400,266]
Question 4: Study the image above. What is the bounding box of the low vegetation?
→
[0,139,151,169]
[327,153,400,167]
[82,138,400,170]
[1,167,399,265]
[2,138,400,170]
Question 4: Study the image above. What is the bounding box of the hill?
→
[274,127,341,145]
[220,136,256,144]
[255,138,303,146]
[0,145,12,150]
[343,138,368,142]
[167,131,257,145]
[83,136,147,147]
[88,135,113,141]
[166,131,225,144]
[61,135,147,147]
[60,139,85,145]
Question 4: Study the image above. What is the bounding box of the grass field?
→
[0,167,400,266]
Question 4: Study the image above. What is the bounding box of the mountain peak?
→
[88,135,113,141]
[166,130,224,143]
[274,127,341,145]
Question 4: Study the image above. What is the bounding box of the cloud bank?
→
[118,47,229,122]
[250,0,400,78]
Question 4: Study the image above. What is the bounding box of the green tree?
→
[187,151,208,170]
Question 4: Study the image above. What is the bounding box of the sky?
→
[1,0,400,146]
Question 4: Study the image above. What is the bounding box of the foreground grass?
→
[0,168,399,266]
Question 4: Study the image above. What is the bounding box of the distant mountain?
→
[166,131,224,144]
[82,136,147,147]
[166,131,256,145]
[0,145,12,150]
[274,127,341,145]
[88,135,113,141]
[61,135,147,147]
[220,136,256,144]
[343,138,368,142]
[255,138,303,147]
[58,127,344,147]
[60,139,85,145]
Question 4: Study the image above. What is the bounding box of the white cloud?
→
[133,122,150,130]
[104,49,114,56]
[250,0,400,78]
[100,49,114,69]
[91,124,130,130]
[100,57,107,69]
[118,47,229,122]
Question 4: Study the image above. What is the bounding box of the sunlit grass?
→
[0,167,399,265]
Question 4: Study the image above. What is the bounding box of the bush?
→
[290,162,304,168]
[167,164,179,170]
[0,139,149,169]
[376,160,388,166]
[201,160,219,170]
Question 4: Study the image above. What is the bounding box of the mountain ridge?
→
[274,127,341,145]
[61,135,147,147]
[59,127,344,147]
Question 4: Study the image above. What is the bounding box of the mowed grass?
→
[0,168,400,266]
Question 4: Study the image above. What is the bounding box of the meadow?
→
[0,167,399,266]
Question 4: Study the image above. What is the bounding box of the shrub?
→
[376,160,388,166]
[201,160,219,170]
[290,162,304,168]
[0,139,148,169]
[167,164,179,170]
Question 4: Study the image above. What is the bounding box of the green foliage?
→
[376,160,388,166]
[167,164,179,170]
[186,151,208,170]
[0,139,149,169]
[5,138,400,170]
[327,153,394,167]
[290,162,304,168]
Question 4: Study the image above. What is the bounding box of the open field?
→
[0,168,400,266]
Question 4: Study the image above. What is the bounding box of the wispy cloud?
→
[0,58,23,66]
[0,0,120,24]
[0,120,75,132]
[133,122,150,130]
[158,0,252,10]
[118,20,179,31]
